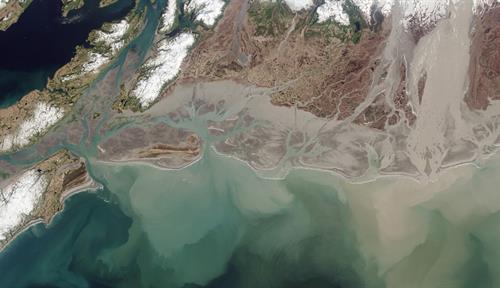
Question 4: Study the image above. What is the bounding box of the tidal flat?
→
[1,0,500,287]
[1,73,500,287]
[3,143,500,287]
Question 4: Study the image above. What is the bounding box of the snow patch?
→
[377,0,395,15]
[132,32,196,107]
[185,0,225,26]
[0,170,48,241]
[317,0,350,25]
[352,0,374,18]
[259,0,314,11]
[159,0,177,33]
[400,0,450,28]
[73,20,130,77]
[0,103,64,151]
[283,0,313,11]
[82,52,109,73]
[378,0,498,29]
[397,0,495,30]
[316,0,395,25]
[473,0,500,12]
[0,0,8,10]
[95,20,129,52]
[1,12,12,22]
[350,0,395,20]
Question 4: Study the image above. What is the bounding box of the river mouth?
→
[0,0,134,108]
[1,0,500,287]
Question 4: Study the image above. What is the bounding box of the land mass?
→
[0,0,32,31]
[0,150,95,251]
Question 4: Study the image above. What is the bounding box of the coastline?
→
[209,143,478,184]
[0,151,96,252]
[0,177,100,254]
[60,177,102,202]
[0,0,144,155]
[97,140,496,187]
[0,178,99,254]
[94,151,204,172]
[0,0,32,31]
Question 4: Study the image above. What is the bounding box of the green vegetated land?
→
[248,0,368,43]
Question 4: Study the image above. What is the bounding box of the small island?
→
[61,0,85,17]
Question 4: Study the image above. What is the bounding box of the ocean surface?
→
[0,0,134,107]
[2,143,500,288]
[0,148,376,288]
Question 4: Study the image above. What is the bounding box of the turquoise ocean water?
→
[0,148,379,288]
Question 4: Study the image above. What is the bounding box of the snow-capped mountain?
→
[315,0,498,24]
[315,0,498,39]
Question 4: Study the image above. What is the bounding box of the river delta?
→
[0,0,500,288]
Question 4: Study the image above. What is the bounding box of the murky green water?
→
[5,138,500,287]
[0,147,383,288]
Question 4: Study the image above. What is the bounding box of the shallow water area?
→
[5,133,500,288]
[0,145,382,288]
[2,69,500,286]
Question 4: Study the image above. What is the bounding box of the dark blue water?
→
[0,0,134,107]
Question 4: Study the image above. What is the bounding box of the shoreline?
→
[96,141,496,186]
[94,152,204,172]
[2,116,494,254]
[60,178,102,203]
[0,152,99,253]
[141,76,500,186]
[0,178,100,254]
[210,144,428,184]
